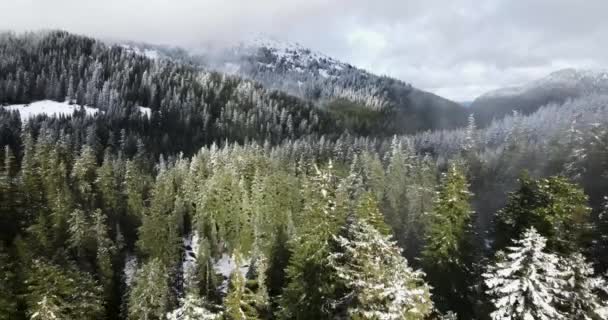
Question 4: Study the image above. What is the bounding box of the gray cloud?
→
[1,0,606,101]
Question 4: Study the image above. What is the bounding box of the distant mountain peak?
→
[233,34,350,78]
[480,68,608,99]
[471,67,608,126]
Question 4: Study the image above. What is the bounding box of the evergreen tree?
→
[561,253,608,319]
[93,209,116,313]
[0,145,21,242]
[421,164,474,315]
[265,226,290,310]
[328,216,433,319]
[96,150,121,218]
[483,228,568,320]
[127,258,170,320]
[167,292,220,320]
[384,136,412,244]
[72,145,98,208]
[593,197,608,273]
[136,168,181,268]
[195,238,222,303]
[24,260,104,319]
[224,253,260,320]
[0,245,17,320]
[245,251,270,318]
[494,174,592,254]
[67,208,93,261]
[279,162,346,319]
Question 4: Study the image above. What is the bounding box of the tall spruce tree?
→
[24,260,104,319]
[561,253,608,319]
[421,163,475,316]
[494,174,592,254]
[278,162,347,319]
[328,214,433,319]
[483,228,568,320]
[127,258,170,320]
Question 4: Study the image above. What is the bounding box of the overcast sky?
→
[1,0,607,101]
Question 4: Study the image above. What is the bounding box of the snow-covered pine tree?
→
[483,227,568,320]
[127,258,170,320]
[561,253,608,319]
[328,215,433,319]
[278,161,347,319]
[224,253,259,320]
[167,292,220,320]
[24,260,104,319]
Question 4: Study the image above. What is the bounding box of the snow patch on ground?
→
[137,106,152,117]
[2,100,100,122]
[123,254,138,288]
[318,68,330,78]
[213,254,250,293]
[182,232,200,283]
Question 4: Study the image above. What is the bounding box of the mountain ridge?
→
[471,68,608,126]
[121,35,469,134]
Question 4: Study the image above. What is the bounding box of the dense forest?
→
[0,31,607,319]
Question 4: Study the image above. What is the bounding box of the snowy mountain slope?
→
[2,100,100,122]
[470,68,608,126]
[1,100,151,122]
[125,36,468,133]
[212,37,468,129]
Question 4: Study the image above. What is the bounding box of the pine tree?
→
[328,216,433,319]
[96,150,121,217]
[0,145,21,242]
[384,136,411,243]
[67,208,92,261]
[355,192,391,236]
[494,174,592,254]
[593,197,608,273]
[30,296,62,320]
[279,161,346,319]
[483,228,568,320]
[93,209,116,312]
[167,292,220,320]
[561,253,608,319]
[195,238,222,303]
[421,163,474,315]
[224,253,259,320]
[127,258,170,320]
[24,260,104,319]
[136,168,181,268]
[245,251,270,318]
[72,145,98,208]
[124,159,148,222]
[0,245,17,320]
[265,226,290,309]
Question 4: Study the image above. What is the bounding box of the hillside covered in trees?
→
[0,31,607,320]
[121,36,469,135]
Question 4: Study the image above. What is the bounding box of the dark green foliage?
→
[422,164,476,317]
[23,259,104,319]
[0,245,18,320]
[494,174,592,254]
[265,227,290,310]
